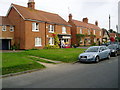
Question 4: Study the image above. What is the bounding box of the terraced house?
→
[0,0,71,50]
[68,14,103,46]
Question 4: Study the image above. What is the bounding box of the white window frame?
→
[49,25,54,33]
[2,26,6,31]
[88,30,90,35]
[35,37,42,47]
[94,38,96,42]
[100,31,102,36]
[94,30,96,35]
[10,26,14,32]
[62,27,67,34]
[32,23,39,32]
[49,37,54,45]
[80,28,82,34]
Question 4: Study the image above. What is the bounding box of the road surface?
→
[2,56,119,88]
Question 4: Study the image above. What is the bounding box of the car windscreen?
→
[86,47,99,52]
[108,45,117,50]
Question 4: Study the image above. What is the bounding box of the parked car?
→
[108,44,120,56]
[78,46,111,63]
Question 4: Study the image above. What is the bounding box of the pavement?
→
[1,56,118,88]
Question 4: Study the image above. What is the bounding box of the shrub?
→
[45,45,60,49]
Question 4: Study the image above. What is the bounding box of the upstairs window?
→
[10,26,14,32]
[32,23,39,32]
[100,31,102,36]
[80,28,82,34]
[94,30,96,35]
[2,26,6,31]
[49,37,54,45]
[35,37,42,47]
[62,27,66,34]
[49,25,54,33]
[88,30,90,35]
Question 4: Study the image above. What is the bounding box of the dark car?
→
[108,44,120,56]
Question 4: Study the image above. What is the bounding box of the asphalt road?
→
[2,56,119,88]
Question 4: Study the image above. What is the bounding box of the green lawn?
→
[2,53,45,75]
[2,48,86,75]
[24,48,86,63]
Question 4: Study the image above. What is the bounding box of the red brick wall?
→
[7,7,25,49]
[24,21,45,49]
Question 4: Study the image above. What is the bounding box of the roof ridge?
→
[12,3,58,16]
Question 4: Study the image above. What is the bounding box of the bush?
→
[92,43,96,46]
[45,45,60,49]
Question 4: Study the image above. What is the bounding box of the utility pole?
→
[109,14,111,30]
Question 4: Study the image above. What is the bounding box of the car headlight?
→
[112,50,115,52]
[87,55,94,59]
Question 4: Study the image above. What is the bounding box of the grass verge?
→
[23,48,86,63]
[2,53,45,75]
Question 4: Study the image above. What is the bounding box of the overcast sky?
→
[0,0,119,31]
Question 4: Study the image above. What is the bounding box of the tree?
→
[76,34,85,46]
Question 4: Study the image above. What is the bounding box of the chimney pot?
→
[28,0,35,9]
[83,18,88,23]
[69,14,72,21]
[95,21,98,26]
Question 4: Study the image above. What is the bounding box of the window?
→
[94,38,96,42]
[10,26,14,32]
[94,30,96,35]
[80,28,82,34]
[100,31,102,36]
[49,37,54,45]
[2,26,6,31]
[49,25,54,33]
[62,27,66,34]
[88,30,90,35]
[32,23,39,32]
[35,37,42,46]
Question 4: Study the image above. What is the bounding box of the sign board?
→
[62,36,71,39]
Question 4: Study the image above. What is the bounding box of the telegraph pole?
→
[109,14,111,30]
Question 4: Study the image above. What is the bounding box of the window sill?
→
[49,31,54,33]
[32,30,39,32]
[35,45,42,47]
[62,32,67,34]
[2,30,6,31]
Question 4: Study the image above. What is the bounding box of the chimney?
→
[69,14,72,21]
[28,0,35,9]
[83,18,88,23]
[95,21,98,26]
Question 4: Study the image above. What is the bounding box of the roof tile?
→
[12,4,70,26]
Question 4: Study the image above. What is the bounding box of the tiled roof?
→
[72,19,101,30]
[0,16,12,25]
[11,4,70,26]
[109,33,116,37]
[102,29,110,37]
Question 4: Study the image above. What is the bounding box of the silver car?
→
[78,46,111,63]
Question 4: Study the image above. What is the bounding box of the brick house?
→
[68,14,103,46]
[0,0,71,50]
[102,29,110,43]
[0,16,15,50]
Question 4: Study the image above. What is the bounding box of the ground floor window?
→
[35,37,42,47]
[49,37,54,45]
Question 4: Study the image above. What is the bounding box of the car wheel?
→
[107,54,111,59]
[114,52,117,57]
[95,56,99,63]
